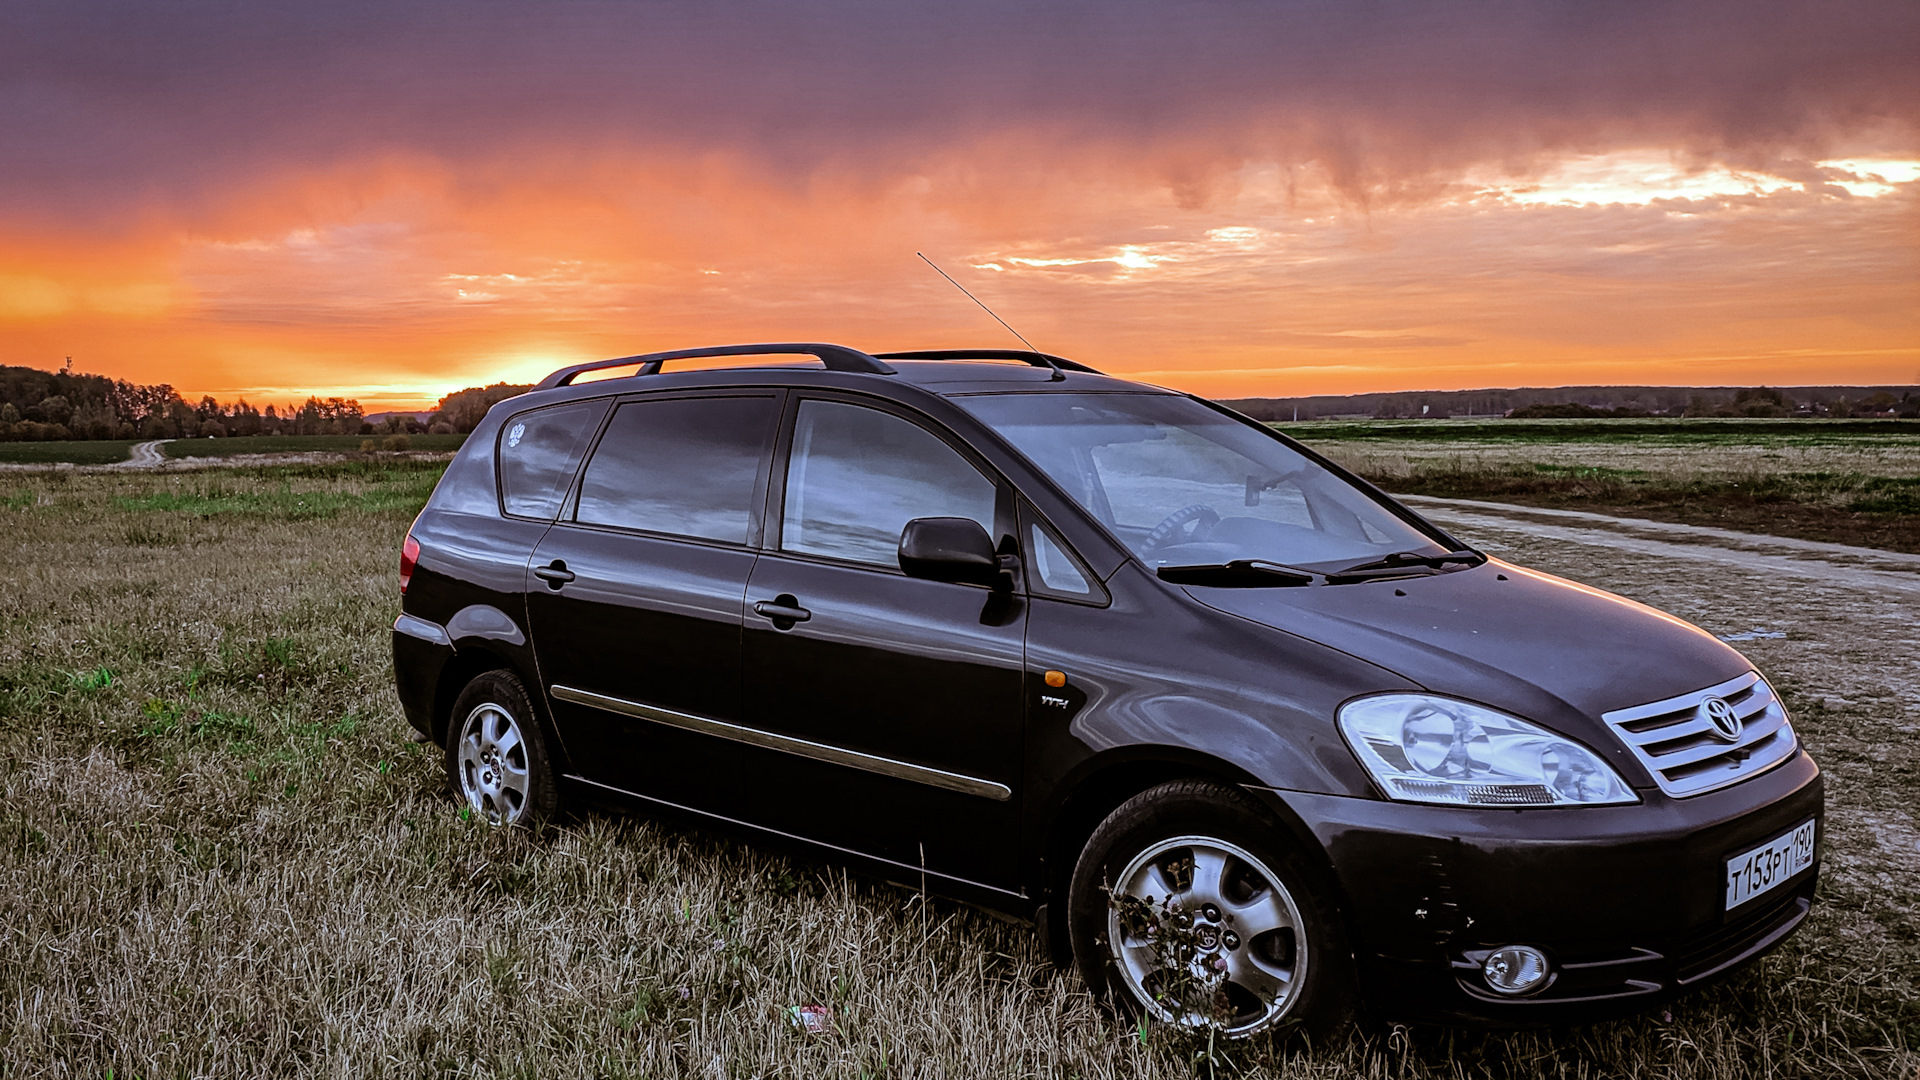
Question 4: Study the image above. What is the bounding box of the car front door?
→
[736,395,1028,893]
[527,390,782,815]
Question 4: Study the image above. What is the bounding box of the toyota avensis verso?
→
[391,343,1821,1036]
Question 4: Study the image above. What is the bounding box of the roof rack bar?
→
[871,349,1101,382]
[536,343,896,389]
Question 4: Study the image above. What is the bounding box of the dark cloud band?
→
[3,0,1914,220]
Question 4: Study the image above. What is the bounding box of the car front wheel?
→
[1068,780,1354,1039]
[444,669,558,826]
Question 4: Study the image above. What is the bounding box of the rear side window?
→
[498,401,607,519]
[781,399,997,568]
[575,395,778,544]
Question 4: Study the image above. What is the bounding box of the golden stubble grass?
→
[1308,439,1920,486]
[0,462,1914,1078]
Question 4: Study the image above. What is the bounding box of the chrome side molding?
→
[549,684,1013,802]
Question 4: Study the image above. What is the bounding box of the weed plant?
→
[0,463,1912,1077]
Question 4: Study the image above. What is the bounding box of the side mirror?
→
[898,517,1000,586]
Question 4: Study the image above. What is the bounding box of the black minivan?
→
[392,343,1821,1035]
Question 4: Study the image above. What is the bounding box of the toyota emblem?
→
[1698,696,1743,742]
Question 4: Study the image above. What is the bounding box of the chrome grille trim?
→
[1602,671,1798,798]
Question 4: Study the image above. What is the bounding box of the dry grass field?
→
[1298,421,1920,554]
[1,455,1915,1078]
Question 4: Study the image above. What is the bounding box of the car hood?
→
[1184,558,1755,779]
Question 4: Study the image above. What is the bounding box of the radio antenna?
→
[917,252,1042,354]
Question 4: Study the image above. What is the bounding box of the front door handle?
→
[534,560,576,588]
[752,595,811,627]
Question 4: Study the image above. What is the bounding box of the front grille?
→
[1602,671,1798,797]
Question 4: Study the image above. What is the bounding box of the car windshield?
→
[959,392,1448,570]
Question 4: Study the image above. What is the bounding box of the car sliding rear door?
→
[527,390,783,816]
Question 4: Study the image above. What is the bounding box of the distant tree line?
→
[0,363,373,442]
[0,362,545,443]
[1227,384,1920,421]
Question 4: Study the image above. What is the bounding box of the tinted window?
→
[498,400,607,519]
[958,392,1441,568]
[782,400,996,568]
[575,395,777,544]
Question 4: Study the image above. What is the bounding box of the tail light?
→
[400,533,420,594]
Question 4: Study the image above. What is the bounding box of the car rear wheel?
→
[445,670,558,826]
[1068,780,1354,1039]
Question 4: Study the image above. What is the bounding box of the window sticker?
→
[498,401,605,519]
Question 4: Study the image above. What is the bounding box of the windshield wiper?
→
[1325,549,1483,583]
[1156,559,1318,588]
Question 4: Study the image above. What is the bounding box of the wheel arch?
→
[432,642,553,759]
[1036,747,1339,968]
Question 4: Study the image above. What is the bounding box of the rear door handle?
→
[534,560,576,588]
[752,596,811,625]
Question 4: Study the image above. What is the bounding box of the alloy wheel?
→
[456,701,532,825]
[1106,835,1308,1037]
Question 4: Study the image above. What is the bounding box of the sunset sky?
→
[2,1,1916,409]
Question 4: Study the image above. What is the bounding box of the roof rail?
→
[871,349,1101,382]
[535,343,896,389]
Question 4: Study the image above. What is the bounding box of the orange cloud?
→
[1,2,1914,406]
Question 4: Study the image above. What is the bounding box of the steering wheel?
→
[1140,503,1220,554]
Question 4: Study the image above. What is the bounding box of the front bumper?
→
[1260,749,1823,1025]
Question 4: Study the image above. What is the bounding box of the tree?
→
[1732,387,1790,417]
[433,383,533,433]
[30,394,73,426]
[71,402,118,439]
[229,400,262,436]
[167,399,198,435]
[107,379,176,427]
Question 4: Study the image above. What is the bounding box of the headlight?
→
[1338,694,1636,807]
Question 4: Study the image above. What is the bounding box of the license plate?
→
[1725,818,1816,911]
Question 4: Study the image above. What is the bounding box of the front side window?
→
[958,393,1444,569]
[498,400,607,519]
[574,395,777,544]
[1030,522,1095,596]
[781,399,997,568]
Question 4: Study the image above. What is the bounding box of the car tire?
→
[444,669,559,827]
[1067,779,1355,1040]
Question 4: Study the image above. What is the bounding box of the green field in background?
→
[1271,417,1920,445]
[0,440,140,465]
[162,434,467,458]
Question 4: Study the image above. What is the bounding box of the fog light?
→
[1482,945,1550,996]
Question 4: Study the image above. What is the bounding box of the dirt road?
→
[114,439,171,467]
